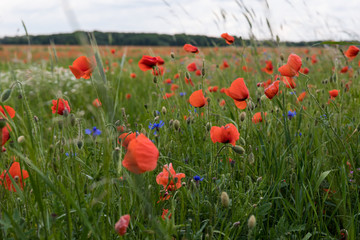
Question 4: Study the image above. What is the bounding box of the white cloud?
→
[0,0,358,41]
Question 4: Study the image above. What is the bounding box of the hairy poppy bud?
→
[115,120,121,126]
[153,76,157,83]
[69,113,76,126]
[221,192,230,207]
[34,116,39,122]
[247,101,255,110]
[17,135,25,143]
[1,89,12,102]
[173,119,180,131]
[232,145,245,154]
[169,119,173,127]
[240,112,246,122]
[77,139,83,149]
[170,52,175,59]
[154,116,160,122]
[248,152,255,165]
[248,215,256,229]
[161,106,167,115]
[280,54,284,61]
[185,71,191,79]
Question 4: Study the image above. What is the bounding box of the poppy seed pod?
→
[221,192,230,207]
[173,120,180,131]
[248,215,256,229]
[240,112,246,121]
[1,89,12,102]
[232,145,245,154]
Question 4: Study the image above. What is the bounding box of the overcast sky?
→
[1,0,359,42]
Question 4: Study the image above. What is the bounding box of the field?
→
[0,41,359,239]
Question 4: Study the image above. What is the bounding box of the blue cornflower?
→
[287,110,296,120]
[65,152,77,157]
[85,127,102,136]
[193,175,204,181]
[180,92,186,96]
[289,91,296,95]
[148,120,164,135]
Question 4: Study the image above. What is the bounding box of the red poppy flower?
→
[220,88,226,93]
[195,70,201,76]
[0,162,29,192]
[92,98,102,108]
[264,80,280,100]
[126,94,131,99]
[340,66,348,73]
[130,73,136,78]
[281,76,296,89]
[183,44,199,54]
[111,49,116,54]
[262,60,273,75]
[187,62,197,72]
[311,54,318,64]
[161,209,172,220]
[51,98,70,115]
[300,67,309,74]
[69,56,96,79]
[329,89,339,98]
[208,86,218,92]
[118,132,137,148]
[225,78,249,101]
[163,92,175,99]
[344,45,359,61]
[252,112,267,124]
[114,214,130,236]
[189,90,207,107]
[297,92,306,102]
[156,56,165,65]
[0,106,16,119]
[278,54,302,77]
[257,79,272,89]
[163,78,172,84]
[221,33,235,45]
[219,99,226,106]
[185,77,194,86]
[174,73,180,79]
[138,55,158,71]
[156,163,185,191]
[220,60,230,69]
[171,84,179,92]
[210,123,239,146]
[122,134,159,174]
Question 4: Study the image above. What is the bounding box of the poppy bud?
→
[1,88,12,102]
[280,54,284,61]
[144,104,148,109]
[170,52,175,59]
[153,76,157,83]
[248,215,256,229]
[173,119,180,130]
[169,119,173,127]
[232,145,245,154]
[221,191,230,207]
[115,120,121,126]
[240,112,246,122]
[206,122,212,131]
[77,139,83,149]
[69,113,76,126]
[233,221,241,227]
[248,152,255,165]
[0,119,7,128]
[154,116,160,122]
[18,94,23,99]
[186,116,192,125]
[34,116,39,122]
[113,147,120,162]
[161,106,167,115]
[247,101,255,110]
[17,136,25,143]
[240,137,246,146]
[63,108,69,117]
[185,71,191,79]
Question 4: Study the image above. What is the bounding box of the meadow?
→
[0,38,359,240]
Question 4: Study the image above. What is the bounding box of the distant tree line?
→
[0,31,322,47]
